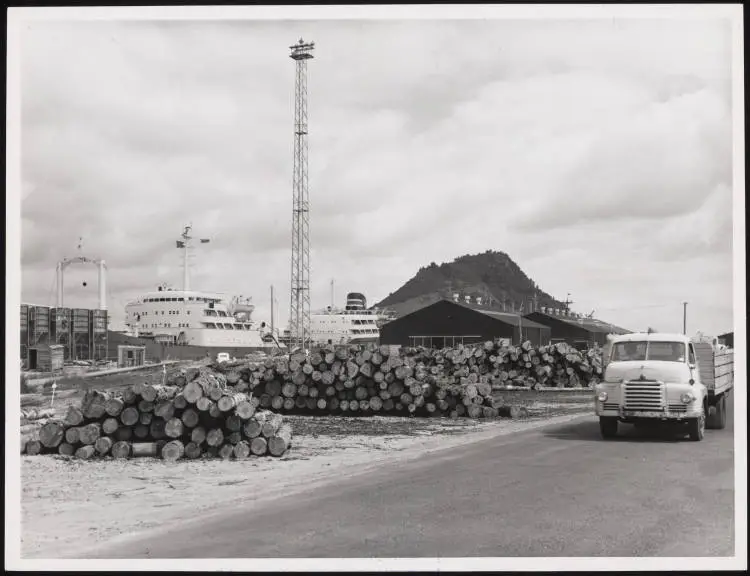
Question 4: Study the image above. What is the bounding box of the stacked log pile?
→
[204,340,602,419]
[21,378,293,461]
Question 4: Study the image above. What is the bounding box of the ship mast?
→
[176,225,210,292]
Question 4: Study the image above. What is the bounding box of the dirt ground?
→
[20,408,589,559]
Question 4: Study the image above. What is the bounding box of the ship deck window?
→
[218,311,227,317]
[204,322,216,328]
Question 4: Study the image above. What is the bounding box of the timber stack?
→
[203,339,601,419]
[21,380,293,461]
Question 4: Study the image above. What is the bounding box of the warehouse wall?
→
[381,300,524,347]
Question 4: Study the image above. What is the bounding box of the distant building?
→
[523,309,630,350]
[379,299,551,348]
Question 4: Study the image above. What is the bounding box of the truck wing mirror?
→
[688,363,696,370]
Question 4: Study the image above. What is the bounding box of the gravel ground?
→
[19,409,589,559]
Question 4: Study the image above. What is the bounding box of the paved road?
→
[89,396,735,558]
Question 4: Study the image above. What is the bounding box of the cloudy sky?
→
[14,9,739,336]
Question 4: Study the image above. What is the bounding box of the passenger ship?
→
[122,226,274,354]
[279,292,395,347]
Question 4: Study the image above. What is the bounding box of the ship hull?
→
[108,331,278,362]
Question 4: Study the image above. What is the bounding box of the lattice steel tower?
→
[289,38,315,351]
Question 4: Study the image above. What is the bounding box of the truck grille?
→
[623,381,664,411]
[667,403,687,413]
[602,402,619,411]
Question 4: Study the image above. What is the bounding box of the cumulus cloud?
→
[16,15,736,336]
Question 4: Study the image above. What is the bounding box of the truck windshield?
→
[611,341,686,363]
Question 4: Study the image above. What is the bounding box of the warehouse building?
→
[523,307,630,350]
[20,303,108,367]
[379,298,551,348]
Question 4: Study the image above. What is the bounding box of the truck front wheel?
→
[599,417,618,439]
[687,413,705,441]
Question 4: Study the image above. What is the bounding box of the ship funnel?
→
[345,292,367,311]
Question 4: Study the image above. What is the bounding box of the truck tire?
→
[599,417,618,439]
[715,395,727,430]
[707,395,728,430]
[687,413,705,441]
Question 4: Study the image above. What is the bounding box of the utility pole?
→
[683,301,688,335]
[289,38,315,351]
[270,285,275,335]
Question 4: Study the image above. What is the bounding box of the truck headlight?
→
[597,391,608,402]
[680,392,695,404]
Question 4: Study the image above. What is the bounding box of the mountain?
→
[373,250,566,318]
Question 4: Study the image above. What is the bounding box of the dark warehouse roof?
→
[447,300,550,330]
[525,311,630,335]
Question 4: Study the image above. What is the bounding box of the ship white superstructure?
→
[123,225,273,350]
[280,291,391,346]
[124,289,270,348]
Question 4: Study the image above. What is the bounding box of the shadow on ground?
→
[543,419,693,444]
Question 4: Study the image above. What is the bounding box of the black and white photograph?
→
[5,4,746,571]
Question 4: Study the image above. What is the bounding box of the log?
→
[154,400,176,421]
[122,388,138,405]
[206,428,224,447]
[120,406,140,426]
[233,440,251,459]
[271,396,284,411]
[191,426,207,444]
[183,380,204,404]
[65,427,81,444]
[228,431,242,445]
[209,386,224,402]
[138,400,155,413]
[235,400,256,420]
[250,436,268,456]
[104,397,125,417]
[75,445,96,459]
[132,381,148,396]
[111,441,131,458]
[25,440,42,455]
[261,413,284,438]
[181,408,200,428]
[173,393,188,410]
[219,444,235,460]
[64,406,85,427]
[59,442,76,456]
[209,403,222,419]
[225,414,242,432]
[162,440,185,461]
[131,442,162,458]
[95,436,114,456]
[283,397,295,411]
[268,424,293,457]
[196,397,213,412]
[102,417,120,435]
[139,411,153,426]
[243,417,263,439]
[218,392,249,412]
[39,420,65,448]
[164,417,184,439]
[134,424,150,439]
[185,442,202,459]
[81,390,110,419]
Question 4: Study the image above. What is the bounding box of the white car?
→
[216,352,231,363]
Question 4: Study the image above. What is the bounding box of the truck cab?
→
[594,333,707,441]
